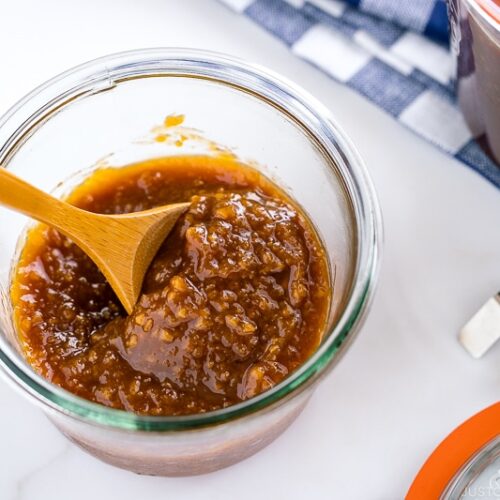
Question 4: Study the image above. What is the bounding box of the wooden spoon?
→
[0,168,190,314]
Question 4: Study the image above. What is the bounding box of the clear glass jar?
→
[443,437,500,499]
[0,49,382,476]
[449,0,500,163]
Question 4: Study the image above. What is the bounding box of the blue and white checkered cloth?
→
[219,0,500,188]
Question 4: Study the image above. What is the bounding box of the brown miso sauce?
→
[12,156,331,416]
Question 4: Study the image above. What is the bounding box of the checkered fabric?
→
[219,0,500,188]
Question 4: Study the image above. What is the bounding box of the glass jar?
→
[444,437,500,499]
[0,49,382,476]
[449,0,500,163]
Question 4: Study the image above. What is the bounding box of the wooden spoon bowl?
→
[0,168,189,313]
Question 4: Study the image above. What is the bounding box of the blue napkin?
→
[219,0,500,188]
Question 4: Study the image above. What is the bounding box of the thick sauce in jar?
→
[12,156,330,416]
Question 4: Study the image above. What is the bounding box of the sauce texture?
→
[12,156,330,415]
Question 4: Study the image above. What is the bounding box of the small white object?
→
[459,293,500,359]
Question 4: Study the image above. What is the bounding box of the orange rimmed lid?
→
[407,402,500,500]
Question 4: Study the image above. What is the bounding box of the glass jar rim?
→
[0,48,382,431]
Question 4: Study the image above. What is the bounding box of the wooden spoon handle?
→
[0,168,76,231]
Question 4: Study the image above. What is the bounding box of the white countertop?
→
[1,1,499,498]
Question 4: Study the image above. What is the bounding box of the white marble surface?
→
[0,1,499,498]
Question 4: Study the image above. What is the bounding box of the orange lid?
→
[407,402,500,500]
